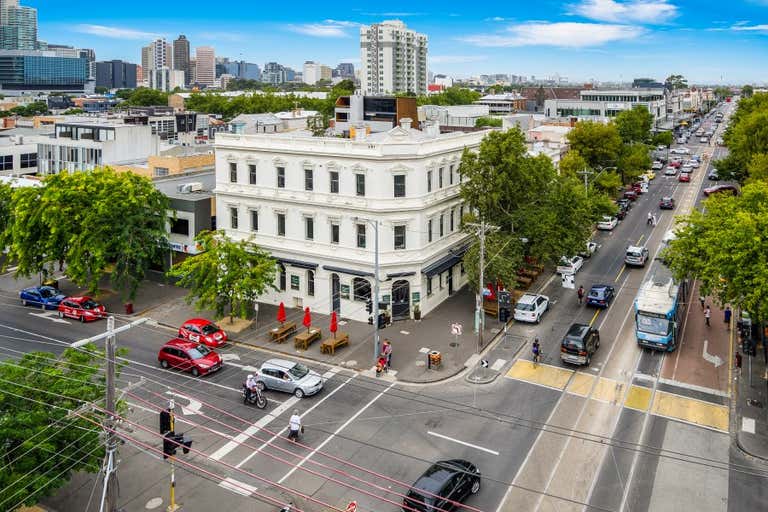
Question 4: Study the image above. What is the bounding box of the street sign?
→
[346,501,357,512]
[480,359,489,368]
[482,287,492,297]
[451,323,463,336]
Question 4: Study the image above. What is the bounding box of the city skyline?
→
[27,0,768,84]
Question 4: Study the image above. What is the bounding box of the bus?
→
[634,258,689,351]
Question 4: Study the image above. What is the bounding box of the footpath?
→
[734,313,768,461]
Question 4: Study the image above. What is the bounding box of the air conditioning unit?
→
[177,183,193,193]
[188,182,203,192]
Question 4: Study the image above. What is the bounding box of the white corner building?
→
[215,121,486,322]
[360,20,428,95]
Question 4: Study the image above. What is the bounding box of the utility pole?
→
[100,316,118,512]
[373,219,380,363]
[578,167,593,195]
[467,221,498,353]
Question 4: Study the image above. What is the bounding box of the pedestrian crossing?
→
[505,360,729,433]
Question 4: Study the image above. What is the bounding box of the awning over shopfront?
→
[322,265,374,277]
[422,245,470,278]
[278,258,318,270]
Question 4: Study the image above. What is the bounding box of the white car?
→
[700,137,708,143]
[596,215,618,231]
[689,159,701,168]
[513,293,550,324]
[664,166,678,176]
[670,147,691,155]
[651,161,664,170]
[557,255,585,275]
[579,240,600,258]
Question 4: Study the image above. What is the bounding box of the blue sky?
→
[29,0,768,84]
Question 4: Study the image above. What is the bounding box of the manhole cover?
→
[449,342,459,348]
[747,399,763,408]
[145,497,163,510]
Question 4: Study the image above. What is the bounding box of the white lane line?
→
[211,367,340,461]
[218,477,258,496]
[234,370,356,469]
[277,381,396,484]
[427,431,500,456]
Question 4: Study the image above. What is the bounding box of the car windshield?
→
[81,300,99,309]
[288,363,310,379]
[201,324,220,335]
[40,288,56,298]
[516,302,535,311]
[637,314,671,336]
[188,345,211,359]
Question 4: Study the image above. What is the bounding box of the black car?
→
[615,202,629,219]
[403,460,481,512]
[659,196,675,209]
[586,284,615,308]
[560,323,600,366]
[616,198,632,211]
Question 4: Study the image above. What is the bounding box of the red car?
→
[623,189,638,201]
[178,318,228,347]
[632,182,643,194]
[678,172,691,182]
[57,296,106,322]
[158,338,222,377]
[669,160,682,168]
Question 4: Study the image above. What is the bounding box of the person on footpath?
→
[699,295,706,309]
[288,410,302,441]
[705,305,711,327]
[724,305,732,326]
[382,339,393,371]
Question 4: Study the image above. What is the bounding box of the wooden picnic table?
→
[516,275,533,289]
[294,328,322,350]
[269,322,296,344]
[320,332,349,355]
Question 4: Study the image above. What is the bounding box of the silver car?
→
[255,358,323,398]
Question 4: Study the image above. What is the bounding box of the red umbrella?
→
[302,307,311,331]
[329,311,338,339]
[277,302,286,324]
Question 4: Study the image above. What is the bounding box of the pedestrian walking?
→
[647,212,653,226]
[705,305,711,326]
[735,351,743,376]
[577,285,585,305]
[287,410,302,441]
[382,339,392,370]
[699,295,705,309]
[724,306,732,325]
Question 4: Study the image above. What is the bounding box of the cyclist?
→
[245,373,258,402]
[532,338,541,366]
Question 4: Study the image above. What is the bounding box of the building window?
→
[0,155,12,171]
[248,164,257,185]
[450,210,455,232]
[427,170,432,192]
[304,168,313,191]
[154,167,169,177]
[19,153,36,169]
[305,216,314,240]
[291,275,300,291]
[393,175,406,198]
[394,225,406,250]
[459,206,464,227]
[250,210,258,232]
[330,222,340,244]
[355,173,365,196]
[170,218,189,235]
[329,171,339,193]
[276,166,285,188]
[277,213,286,236]
[230,207,238,230]
[229,162,237,183]
[279,264,286,291]
[449,164,454,185]
[439,167,444,188]
[428,219,433,243]
[427,276,433,296]
[353,278,371,302]
[307,270,315,296]
[356,223,366,248]
[439,214,444,237]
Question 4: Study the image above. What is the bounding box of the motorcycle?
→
[242,382,267,409]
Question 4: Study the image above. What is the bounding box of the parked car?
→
[597,215,618,231]
[664,167,678,176]
[623,189,638,201]
[708,168,720,180]
[643,170,656,180]
[178,318,228,348]
[631,182,644,194]
[57,296,106,322]
[616,198,632,211]
[700,137,708,143]
[678,172,691,182]
[255,358,323,398]
[556,255,584,274]
[513,293,550,324]
[560,323,600,366]
[158,338,222,377]
[615,202,628,220]
[625,245,650,267]
[579,240,600,258]
[586,284,616,308]
[20,286,66,310]
[659,196,676,209]
[703,184,739,197]
[403,460,481,512]
[651,161,664,171]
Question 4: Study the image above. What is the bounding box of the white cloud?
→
[74,24,161,40]
[430,55,488,64]
[361,12,425,17]
[731,23,768,32]
[570,0,678,24]
[485,16,514,22]
[462,22,644,47]
[287,20,359,38]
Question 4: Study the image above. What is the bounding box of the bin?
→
[124,303,134,315]
[427,350,442,370]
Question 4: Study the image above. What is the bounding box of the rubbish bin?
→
[124,303,134,315]
[427,350,442,370]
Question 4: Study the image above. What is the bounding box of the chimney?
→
[399,117,412,130]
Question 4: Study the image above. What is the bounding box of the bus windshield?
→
[637,313,671,336]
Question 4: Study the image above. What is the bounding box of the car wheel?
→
[586,354,592,366]
[294,388,305,399]
[21,299,27,306]
[57,310,63,318]
[160,359,169,369]
[255,381,266,391]
[79,314,85,323]
[470,479,481,494]
[191,367,200,377]
[535,314,541,325]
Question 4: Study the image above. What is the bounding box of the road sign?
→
[451,323,463,336]
[346,501,357,512]
[480,359,489,368]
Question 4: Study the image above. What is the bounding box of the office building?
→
[303,61,332,85]
[0,49,90,94]
[262,62,285,85]
[333,62,354,79]
[222,59,260,81]
[142,38,172,73]
[360,20,428,95]
[194,46,215,87]
[544,88,666,126]
[173,35,190,85]
[0,0,37,50]
[148,66,184,92]
[95,60,137,89]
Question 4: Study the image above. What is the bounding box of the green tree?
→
[715,96,768,182]
[651,131,673,147]
[664,181,768,324]
[746,153,768,184]
[475,117,502,128]
[62,108,84,115]
[0,346,121,508]
[614,105,653,144]
[713,86,731,100]
[94,86,109,94]
[418,87,481,106]
[567,121,622,169]
[124,87,169,106]
[618,143,652,183]
[742,85,754,98]
[7,169,170,301]
[167,230,277,321]
[665,74,688,90]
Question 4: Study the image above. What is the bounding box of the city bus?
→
[634,258,689,351]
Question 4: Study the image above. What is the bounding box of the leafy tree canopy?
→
[566,120,622,170]
[665,74,688,90]
[418,87,481,106]
[715,93,768,182]
[167,230,277,321]
[614,105,653,144]
[652,131,673,148]
[713,86,731,99]
[742,85,754,98]
[123,87,170,106]
[475,116,502,128]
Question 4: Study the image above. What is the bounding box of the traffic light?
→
[499,308,509,323]
[498,291,512,309]
[160,410,173,434]
[366,299,373,314]
[163,432,192,459]
[176,433,192,454]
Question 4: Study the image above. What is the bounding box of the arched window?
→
[353,278,371,302]
[307,270,315,297]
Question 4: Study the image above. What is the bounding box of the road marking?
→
[624,385,652,411]
[211,367,340,461]
[218,477,257,496]
[702,339,724,367]
[588,309,600,327]
[742,417,756,434]
[426,431,500,456]
[490,358,507,371]
[615,264,626,282]
[505,360,573,390]
[224,360,260,372]
[566,373,595,397]
[165,391,202,415]
[127,401,232,439]
[651,390,729,433]
[277,381,396,484]
[636,233,645,244]
[29,311,70,324]
[234,370,354,469]
[657,377,729,398]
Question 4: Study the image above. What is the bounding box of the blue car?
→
[586,284,615,308]
[20,286,66,309]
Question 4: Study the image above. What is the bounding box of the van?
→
[560,323,600,365]
[625,245,650,267]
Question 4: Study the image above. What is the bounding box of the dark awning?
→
[387,271,416,279]
[323,265,374,277]
[278,258,318,270]
[422,244,469,278]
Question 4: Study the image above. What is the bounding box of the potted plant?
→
[413,304,421,321]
